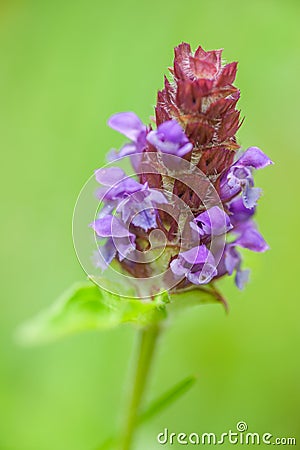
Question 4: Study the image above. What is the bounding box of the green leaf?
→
[168,284,228,314]
[17,282,167,345]
[95,375,197,450]
[138,375,197,424]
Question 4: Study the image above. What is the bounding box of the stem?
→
[119,323,160,450]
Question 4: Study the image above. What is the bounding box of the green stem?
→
[119,323,160,450]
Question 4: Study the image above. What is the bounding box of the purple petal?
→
[180,245,210,265]
[190,220,202,236]
[95,167,147,204]
[242,184,262,209]
[118,187,167,229]
[95,167,126,186]
[220,146,273,205]
[115,236,135,261]
[194,206,232,236]
[186,264,217,285]
[170,257,188,277]
[108,112,146,141]
[111,178,145,198]
[229,166,252,183]
[216,251,227,278]
[225,246,241,275]
[118,142,139,157]
[170,245,217,285]
[131,209,157,231]
[91,215,133,239]
[220,172,242,201]
[90,216,113,237]
[235,220,269,252]
[177,142,193,156]
[147,130,177,153]
[235,268,250,290]
[237,146,274,169]
[106,143,139,163]
[228,197,255,224]
[156,120,186,143]
[107,144,143,173]
[147,120,193,157]
[93,239,116,270]
[97,201,116,218]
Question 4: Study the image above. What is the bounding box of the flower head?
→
[90,43,273,296]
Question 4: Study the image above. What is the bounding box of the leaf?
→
[168,283,228,314]
[17,282,167,345]
[138,375,197,424]
[95,375,197,450]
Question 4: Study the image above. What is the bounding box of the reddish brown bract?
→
[155,43,242,178]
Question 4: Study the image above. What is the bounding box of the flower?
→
[170,245,217,285]
[90,42,273,294]
[95,166,168,231]
[108,112,147,153]
[107,112,147,172]
[95,166,148,218]
[191,206,232,237]
[92,165,169,271]
[215,197,269,289]
[147,120,193,156]
[90,215,136,268]
[224,246,250,290]
[228,196,255,225]
[95,167,146,201]
[220,147,273,208]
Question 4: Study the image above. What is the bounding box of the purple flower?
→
[170,245,217,285]
[90,215,136,267]
[96,167,146,201]
[118,188,168,231]
[89,43,273,296]
[147,120,193,157]
[220,147,273,208]
[216,207,269,289]
[191,206,232,237]
[228,197,255,225]
[95,167,148,219]
[216,242,250,290]
[95,166,168,232]
[108,112,146,142]
[233,220,269,253]
[224,246,250,290]
[107,112,147,171]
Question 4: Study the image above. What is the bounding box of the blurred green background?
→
[1,0,299,448]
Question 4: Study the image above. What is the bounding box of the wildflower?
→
[147,120,193,156]
[91,215,135,269]
[170,245,217,285]
[220,146,273,208]
[107,112,147,171]
[91,43,273,294]
[191,206,232,237]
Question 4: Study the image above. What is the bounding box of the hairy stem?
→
[119,323,161,450]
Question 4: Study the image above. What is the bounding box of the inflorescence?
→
[90,43,273,296]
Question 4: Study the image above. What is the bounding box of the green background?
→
[1,0,299,448]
